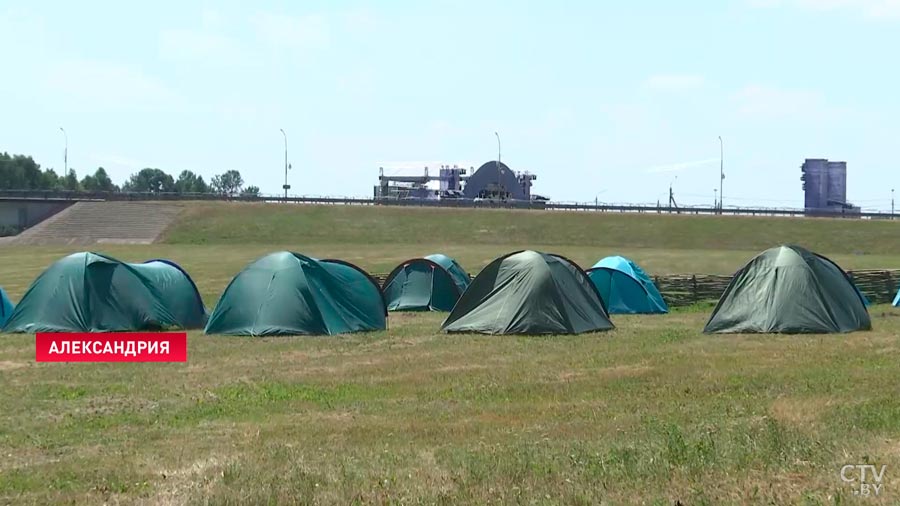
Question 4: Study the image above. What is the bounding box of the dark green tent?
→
[382,253,470,312]
[3,252,206,333]
[441,250,614,335]
[204,252,386,336]
[0,287,13,328]
[704,245,871,334]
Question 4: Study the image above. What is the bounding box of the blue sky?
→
[1,0,899,209]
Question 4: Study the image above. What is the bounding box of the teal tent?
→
[139,258,208,325]
[586,256,668,314]
[704,245,871,334]
[0,287,13,327]
[4,252,206,333]
[205,252,386,336]
[442,250,614,335]
[382,253,470,311]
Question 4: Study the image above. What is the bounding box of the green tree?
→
[175,170,209,193]
[210,170,244,196]
[41,169,63,190]
[241,185,260,196]
[81,167,118,192]
[0,153,45,189]
[89,167,117,191]
[122,168,176,193]
[64,169,81,191]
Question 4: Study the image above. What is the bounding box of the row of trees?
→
[0,153,260,196]
[121,168,259,196]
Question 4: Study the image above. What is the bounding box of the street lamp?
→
[718,136,724,212]
[279,129,291,200]
[892,188,895,219]
[59,127,68,174]
[494,132,501,166]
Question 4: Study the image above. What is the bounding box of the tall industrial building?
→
[801,158,860,215]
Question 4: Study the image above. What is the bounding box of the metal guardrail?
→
[0,190,896,219]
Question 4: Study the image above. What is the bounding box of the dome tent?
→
[441,250,614,335]
[586,256,668,314]
[138,258,208,326]
[205,251,386,336]
[0,287,13,327]
[704,245,871,334]
[382,253,470,312]
[3,252,206,333]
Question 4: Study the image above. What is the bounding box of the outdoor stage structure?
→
[374,161,544,203]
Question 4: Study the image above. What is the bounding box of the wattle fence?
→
[846,270,900,304]
[371,269,900,307]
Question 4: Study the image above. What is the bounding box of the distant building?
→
[801,158,860,215]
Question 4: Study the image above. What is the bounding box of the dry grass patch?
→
[770,396,836,427]
[153,455,232,506]
[435,364,491,373]
[597,363,653,380]
[0,360,27,371]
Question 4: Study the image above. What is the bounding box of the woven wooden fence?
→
[371,269,900,308]
[847,269,900,304]
[650,274,733,307]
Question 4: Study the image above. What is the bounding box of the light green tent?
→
[205,252,386,336]
[704,245,871,334]
[441,250,614,335]
[382,253,470,311]
[3,252,206,333]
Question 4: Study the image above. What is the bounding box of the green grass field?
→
[2,203,900,504]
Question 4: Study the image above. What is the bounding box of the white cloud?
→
[250,12,331,50]
[748,0,900,19]
[646,159,719,173]
[643,74,706,92]
[159,29,244,63]
[343,7,379,34]
[44,59,179,111]
[733,84,837,120]
[159,8,374,65]
[158,9,253,65]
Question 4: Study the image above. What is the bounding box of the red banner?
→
[35,332,188,362]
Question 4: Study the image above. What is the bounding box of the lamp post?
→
[280,129,290,200]
[59,127,68,174]
[718,136,724,212]
[892,188,895,219]
[713,188,718,210]
[494,132,501,166]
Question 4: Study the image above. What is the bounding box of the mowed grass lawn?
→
[2,204,900,504]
